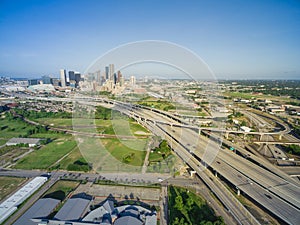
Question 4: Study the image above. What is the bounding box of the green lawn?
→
[14,136,77,169]
[168,186,225,225]
[43,180,79,201]
[37,118,73,127]
[52,147,91,172]
[0,176,27,201]
[0,116,37,139]
[138,99,176,111]
[0,139,8,146]
[35,117,149,136]
[102,138,147,167]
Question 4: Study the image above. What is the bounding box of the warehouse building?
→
[0,176,47,224]
[13,198,60,225]
[6,138,41,147]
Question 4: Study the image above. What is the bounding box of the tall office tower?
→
[130,75,136,86]
[96,70,101,84]
[75,72,81,87]
[60,69,67,87]
[109,64,114,81]
[50,78,60,86]
[105,66,109,80]
[117,71,122,83]
[69,71,75,81]
[113,73,117,84]
[41,75,51,84]
[28,79,39,86]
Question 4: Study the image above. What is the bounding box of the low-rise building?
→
[6,138,41,147]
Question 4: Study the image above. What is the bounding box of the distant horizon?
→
[5,74,300,81]
[1,0,299,80]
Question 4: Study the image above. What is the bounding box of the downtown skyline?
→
[0,0,300,80]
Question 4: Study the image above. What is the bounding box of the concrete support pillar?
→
[198,128,201,135]
[215,171,218,177]
[190,171,196,178]
[237,188,240,196]
[243,133,247,140]
[279,134,282,141]
[260,134,264,141]
[225,132,229,139]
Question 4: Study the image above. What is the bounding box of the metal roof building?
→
[13,198,60,225]
[114,216,143,225]
[6,138,41,147]
[0,176,47,224]
[53,194,91,221]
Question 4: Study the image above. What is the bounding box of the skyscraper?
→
[105,66,109,80]
[41,75,51,84]
[69,71,75,81]
[60,69,67,87]
[117,71,122,83]
[130,75,136,86]
[109,64,114,81]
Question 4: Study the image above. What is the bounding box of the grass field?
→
[0,139,7,146]
[43,180,79,201]
[36,118,73,127]
[225,91,300,103]
[102,138,147,166]
[14,135,77,169]
[52,147,90,172]
[36,117,149,136]
[0,176,26,201]
[0,116,37,139]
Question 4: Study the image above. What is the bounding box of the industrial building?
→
[0,176,48,224]
[53,193,92,221]
[13,198,60,225]
[33,197,157,225]
[6,137,41,147]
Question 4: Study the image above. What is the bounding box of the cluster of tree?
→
[66,160,91,172]
[0,105,9,113]
[222,80,300,99]
[154,140,171,159]
[14,108,72,119]
[284,144,300,156]
[123,153,135,164]
[138,100,176,111]
[95,106,112,120]
[169,186,225,225]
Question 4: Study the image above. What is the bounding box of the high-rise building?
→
[117,71,122,83]
[130,75,136,86]
[50,78,60,86]
[113,73,117,85]
[60,69,67,87]
[75,72,81,87]
[41,75,51,84]
[28,79,39,86]
[105,66,109,80]
[96,70,101,84]
[109,64,114,81]
[69,71,75,81]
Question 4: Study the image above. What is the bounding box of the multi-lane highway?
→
[2,93,300,224]
[117,102,300,225]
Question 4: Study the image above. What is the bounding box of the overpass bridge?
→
[9,94,300,224]
[253,141,300,145]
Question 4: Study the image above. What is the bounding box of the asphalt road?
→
[131,106,300,224]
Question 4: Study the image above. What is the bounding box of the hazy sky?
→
[0,0,299,79]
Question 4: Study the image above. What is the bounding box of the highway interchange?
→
[110,100,300,225]
[1,94,300,225]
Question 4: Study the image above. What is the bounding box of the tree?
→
[174,195,184,211]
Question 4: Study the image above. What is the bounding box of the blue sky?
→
[0,0,299,79]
